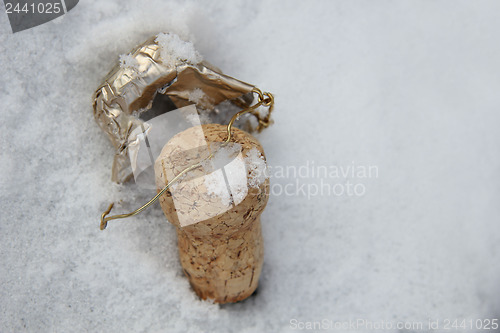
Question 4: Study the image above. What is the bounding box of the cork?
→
[154,123,270,303]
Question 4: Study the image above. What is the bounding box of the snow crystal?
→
[187,88,206,104]
[155,32,202,66]
[244,147,268,188]
[187,88,214,111]
[119,53,140,71]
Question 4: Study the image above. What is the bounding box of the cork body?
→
[155,124,269,303]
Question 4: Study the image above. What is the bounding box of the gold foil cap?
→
[93,33,264,183]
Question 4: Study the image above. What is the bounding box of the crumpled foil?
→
[93,34,263,183]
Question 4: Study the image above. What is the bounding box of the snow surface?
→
[1,1,500,332]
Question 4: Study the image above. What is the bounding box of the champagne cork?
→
[154,123,270,303]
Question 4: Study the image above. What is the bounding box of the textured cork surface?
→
[155,124,270,303]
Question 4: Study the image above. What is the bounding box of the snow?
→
[187,88,207,104]
[155,32,202,66]
[119,53,140,71]
[1,1,500,332]
[244,147,268,188]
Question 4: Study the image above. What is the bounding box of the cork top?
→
[155,124,270,238]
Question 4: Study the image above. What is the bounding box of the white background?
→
[1,1,499,332]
